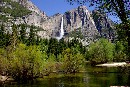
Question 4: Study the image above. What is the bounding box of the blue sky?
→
[31,0,96,16]
[31,0,120,22]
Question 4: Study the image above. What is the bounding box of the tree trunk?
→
[127,25,130,59]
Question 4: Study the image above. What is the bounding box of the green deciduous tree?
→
[60,48,85,73]
[43,53,56,75]
[114,41,127,62]
[8,44,45,82]
[0,48,9,75]
[88,38,114,65]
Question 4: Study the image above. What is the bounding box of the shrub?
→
[114,41,127,62]
[8,44,45,82]
[60,48,85,73]
[43,53,56,75]
[0,48,9,75]
[88,38,115,65]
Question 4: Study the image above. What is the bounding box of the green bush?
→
[88,38,115,65]
[0,48,9,75]
[114,41,127,62]
[8,44,45,82]
[43,54,56,75]
[60,48,85,73]
[0,15,8,22]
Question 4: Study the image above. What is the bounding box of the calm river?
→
[1,65,130,87]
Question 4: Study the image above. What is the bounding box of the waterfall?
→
[56,16,64,40]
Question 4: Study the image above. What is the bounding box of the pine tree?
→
[11,24,18,49]
[27,25,36,45]
[19,24,26,43]
[0,24,5,47]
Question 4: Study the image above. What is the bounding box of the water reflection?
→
[2,66,130,87]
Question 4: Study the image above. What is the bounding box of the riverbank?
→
[96,62,127,67]
[1,66,130,87]
[0,75,13,82]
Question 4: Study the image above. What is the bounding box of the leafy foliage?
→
[0,24,11,48]
[60,48,85,73]
[88,38,115,65]
[0,48,9,75]
[114,41,127,62]
[0,15,8,22]
[0,23,87,82]
[0,44,45,82]
[115,22,130,59]
[43,53,56,75]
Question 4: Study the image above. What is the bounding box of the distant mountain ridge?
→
[0,0,115,43]
[43,6,99,42]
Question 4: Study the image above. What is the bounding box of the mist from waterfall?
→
[56,17,64,41]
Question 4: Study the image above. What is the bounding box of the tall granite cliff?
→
[92,10,115,41]
[41,6,100,42]
[0,0,115,42]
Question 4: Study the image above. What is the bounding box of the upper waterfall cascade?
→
[56,17,64,40]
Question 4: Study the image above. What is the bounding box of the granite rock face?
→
[0,0,115,41]
[64,6,99,40]
[41,6,100,41]
[92,10,115,41]
[18,0,49,38]
[0,0,49,38]
[12,0,48,26]
[41,13,63,38]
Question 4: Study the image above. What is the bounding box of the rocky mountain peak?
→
[92,10,115,40]
[41,5,100,42]
[0,0,115,42]
[10,0,48,24]
[77,5,88,11]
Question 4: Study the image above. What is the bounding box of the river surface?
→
[2,65,130,87]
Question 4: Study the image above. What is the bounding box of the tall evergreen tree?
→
[11,24,19,49]
[47,38,58,56]
[0,24,5,47]
[19,24,26,43]
[27,25,36,45]
[0,24,11,48]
